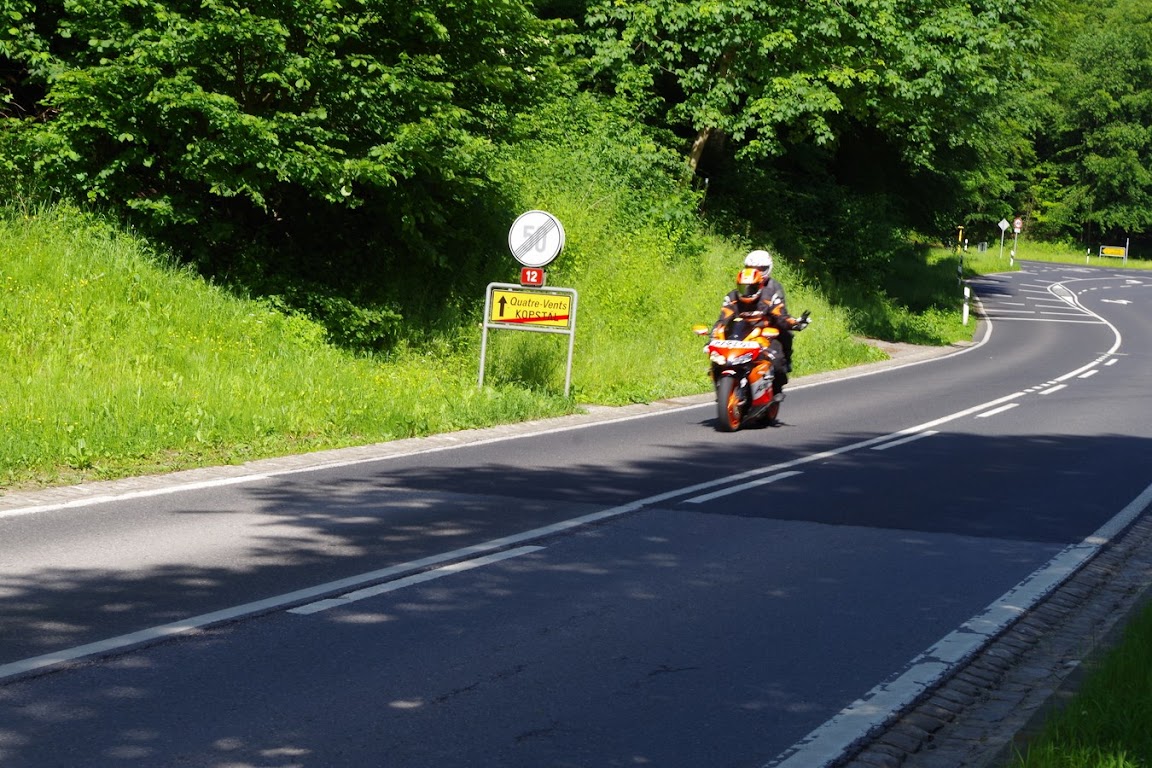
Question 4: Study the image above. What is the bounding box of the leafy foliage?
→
[1,0,569,263]
[582,0,1043,287]
[1025,0,1152,243]
[585,0,1040,171]
[3,0,1151,361]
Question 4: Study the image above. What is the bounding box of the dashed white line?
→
[288,546,545,615]
[683,471,803,504]
[977,404,1020,419]
[982,317,1101,324]
[870,432,939,451]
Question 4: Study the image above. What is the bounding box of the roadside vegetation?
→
[0,204,580,488]
[1009,598,1152,768]
[0,192,977,489]
[2,1,1152,764]
[1009,241,1152,270]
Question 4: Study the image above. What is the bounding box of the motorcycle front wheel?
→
[715,376,742,432]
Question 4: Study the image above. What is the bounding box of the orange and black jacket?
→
[713,278,798,338]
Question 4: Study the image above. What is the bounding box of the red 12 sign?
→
[520,267,546,286]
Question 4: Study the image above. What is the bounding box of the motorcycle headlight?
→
[730,352,755,365]
[709,352,727,365]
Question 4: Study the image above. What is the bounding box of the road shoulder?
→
[0,338,965,514]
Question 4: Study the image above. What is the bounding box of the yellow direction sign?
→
[1100,246,1126,257]
[488,288,572,328]
[480,282,579,396]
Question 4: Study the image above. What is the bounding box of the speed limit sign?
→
[508,210,565,268]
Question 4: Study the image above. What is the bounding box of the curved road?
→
[1,261,1150,767]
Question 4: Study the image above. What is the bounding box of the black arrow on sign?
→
[498,296,507,317]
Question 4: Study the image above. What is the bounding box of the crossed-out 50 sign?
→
[508,210,565,268]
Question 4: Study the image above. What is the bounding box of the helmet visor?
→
[736,268,763,302]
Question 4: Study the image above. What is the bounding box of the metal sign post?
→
[478,283,579,396]
[956,226,965,286]
[1011,216,1022,266]
[478,210,579,397]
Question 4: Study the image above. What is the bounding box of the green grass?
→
[999,239,1152,270]
[1010,599,1152,768]
[0,205,578,488]
[0,199,981,489]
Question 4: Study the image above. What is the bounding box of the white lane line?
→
[765,478,1152,768]
[765,271,1135,768]
[1106,359,1119,366]
[0,295,1002,524]
[976,404,1019,419]
[0,390,1031,682]
[683,472,802,504]
[1079,370,1100,379]
[981,317,1101,324]
[0,475,274,520]
[870,431,939,451]
[0,280,1114,681]
[1039,384,1068,395]
[0,537,570,682]
[288,546,544,615]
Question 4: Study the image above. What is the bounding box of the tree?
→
[1029,0,1152,242]
[0,0,568,264]
[585,0,1041,177]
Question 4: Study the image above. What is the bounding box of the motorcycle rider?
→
[742,249,798,373]
[713,260,809,394]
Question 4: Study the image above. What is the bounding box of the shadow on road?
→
[2,429,1151,767]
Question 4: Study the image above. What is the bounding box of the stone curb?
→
[841,510,1152,768]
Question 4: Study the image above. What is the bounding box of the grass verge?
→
[1009,598,1152,768]
[1,201,981,489]
[0,205,577,488]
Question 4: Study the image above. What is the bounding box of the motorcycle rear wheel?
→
[716,377,742,432]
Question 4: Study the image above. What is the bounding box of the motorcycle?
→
[693,310,809,432]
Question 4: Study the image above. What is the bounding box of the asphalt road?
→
[1,261,1150,768]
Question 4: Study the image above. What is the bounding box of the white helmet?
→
[744,249,773,275]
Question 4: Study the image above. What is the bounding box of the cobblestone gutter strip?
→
[841,511,1152,768]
